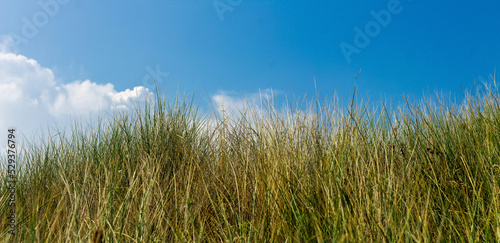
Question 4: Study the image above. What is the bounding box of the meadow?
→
[1,80,500,242]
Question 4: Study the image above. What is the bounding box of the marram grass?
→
[1,83,500,242]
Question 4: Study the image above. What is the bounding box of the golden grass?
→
[1,81,500,242]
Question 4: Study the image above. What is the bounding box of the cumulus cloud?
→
[0,41,153,160]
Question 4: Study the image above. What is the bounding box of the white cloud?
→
[0,46,153,162]
[112,86,152,110]
[204,88,283,138]
[209,89,324,141]
[212,88,281,118]
[0,36,14,53]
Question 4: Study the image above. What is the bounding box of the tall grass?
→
[1,81,500,242]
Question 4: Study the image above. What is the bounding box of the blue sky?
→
[0,0,499,144]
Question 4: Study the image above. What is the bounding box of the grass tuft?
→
[1,81,500,242]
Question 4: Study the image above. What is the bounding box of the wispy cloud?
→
[0,36,14,53]
[212,88,281,117]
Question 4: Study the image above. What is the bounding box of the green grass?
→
[1,80,500,242]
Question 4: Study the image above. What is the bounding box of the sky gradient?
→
[0,0,499,146]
